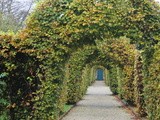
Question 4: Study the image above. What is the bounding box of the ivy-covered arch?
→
[0,0,160,120]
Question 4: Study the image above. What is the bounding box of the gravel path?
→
[62,81,135,120]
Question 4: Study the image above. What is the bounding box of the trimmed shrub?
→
[98,37,135,98]
[109,66,118,94]
[82,65,93,86]
[0,0,159,119]
[17,0,72,119]
[0,34,40,119]
[67,46,96,104]
[134,51,146,116]
[0,72,10,120]
[144,45,160,120]
[120,65,134,104]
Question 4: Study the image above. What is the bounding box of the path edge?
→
[59,104,76,120]
[114,95,142,120]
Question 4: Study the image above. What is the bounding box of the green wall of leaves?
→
[0,0,160,120]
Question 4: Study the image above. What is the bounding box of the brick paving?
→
[62,81,135,120]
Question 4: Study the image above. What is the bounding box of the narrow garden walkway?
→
[62,81,136,120]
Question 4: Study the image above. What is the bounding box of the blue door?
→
[96,69,103,81]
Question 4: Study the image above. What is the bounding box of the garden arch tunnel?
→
[90,65,108,82]
[65,42,135,113]
[9,0,159,119]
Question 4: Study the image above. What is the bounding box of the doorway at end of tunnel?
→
[96,69,104,81]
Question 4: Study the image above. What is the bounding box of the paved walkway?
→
[62,81,135,120]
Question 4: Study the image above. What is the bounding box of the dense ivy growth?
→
[0,0,160,120]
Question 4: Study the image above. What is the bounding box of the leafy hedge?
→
[0,72,9,120]
[134,51,146,116]
[0,31,68,120]
[98,37,135,100]
[16,0,72,119]
[0,0,160,120]
[66,46,96,104]
[0,33,40,119]
[144,44,160,120]
[108,66,118,94]
[82,65,93,87]
[0,32,68,120]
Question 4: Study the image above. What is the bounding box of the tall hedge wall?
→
[0,34,40,119]
[0,33,68,120]
[134,51,146,116]
[0,0,160,120]
[66,46,96,104]
[144,44,160,120]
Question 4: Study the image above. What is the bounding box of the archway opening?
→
[96,69,104,81]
